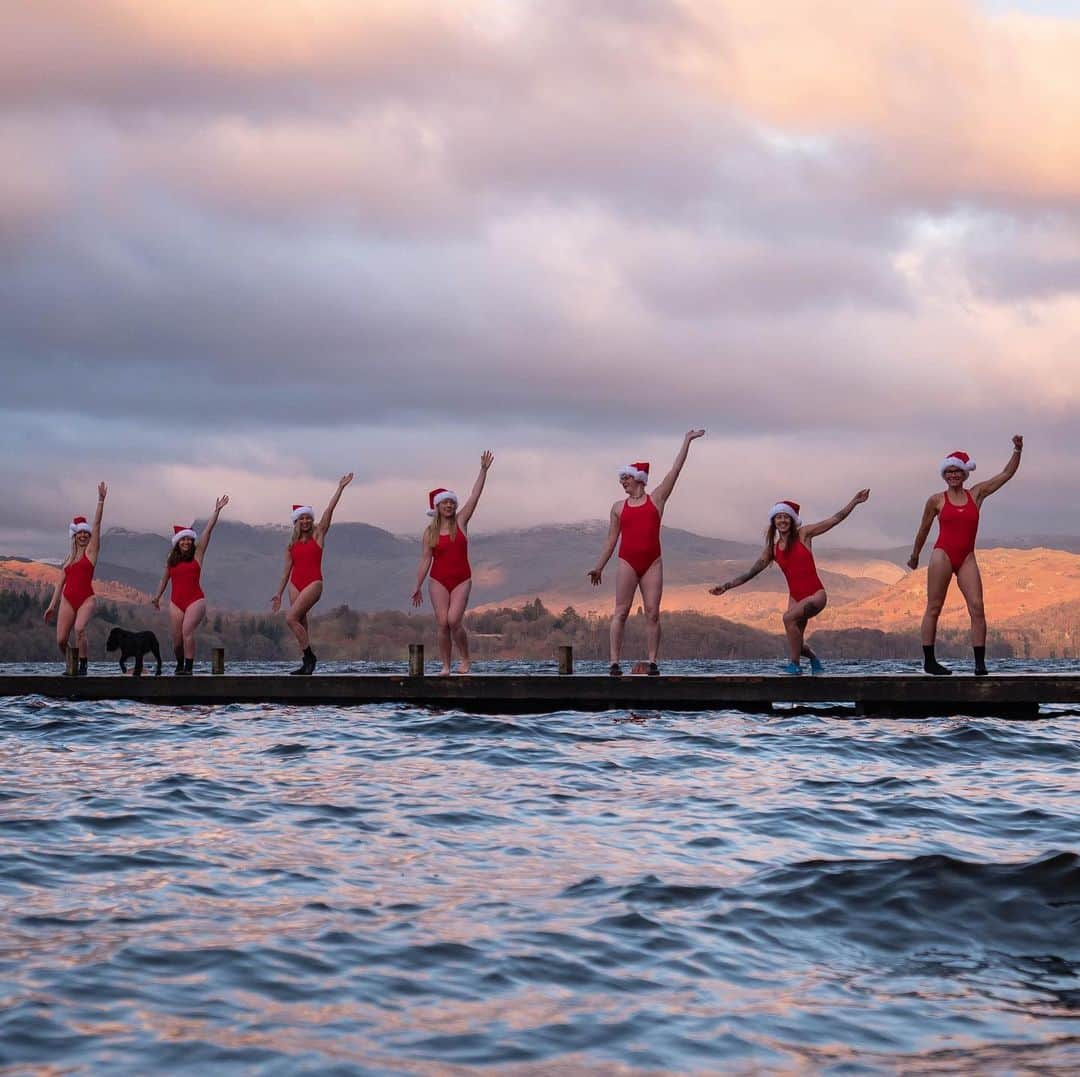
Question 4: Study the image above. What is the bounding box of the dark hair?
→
[167,542,195,568]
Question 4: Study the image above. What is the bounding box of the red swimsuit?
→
[62,555,95,612]
[774,538,825,602]
[289,540,323,591]
[169,559,205,612]
[430,529,471,592]
[618,495,662,577]
[934,490,979,572]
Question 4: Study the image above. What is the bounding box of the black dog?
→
[105,628,163,676]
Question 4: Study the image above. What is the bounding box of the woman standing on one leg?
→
[412,452,493,675]
[44,482,107,675]
[909,437,1023,676]
[271,473,353,675]
[710,490,870,674]
[152,495,229,675]
[589,429,706,676]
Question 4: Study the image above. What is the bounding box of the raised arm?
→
[801,489,870,542]
[971,435,1023,506]
[456,452,494,530]
[411,544,435,607]
[651,429,705,511]
[271,549,294,612]
[907,495,942,569]
[317,473,353,539]
[87,482,107,564]
[588,503,623,586]
[195,494,229,562]
[709,546,773,596]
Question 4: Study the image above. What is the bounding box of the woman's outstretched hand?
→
[587,570,602,586]
[271,595,282,613]
[98,482,108,500]
[411,589,423,608]
[906,554,919,570]
[709,582,729,596]
[339,473,354,489]
[480,451,494,470]
[686,429,705,441]
[43,606,56,623]
[1013,435,1024,452]
[215,494,230,512]
[853,488,870,504]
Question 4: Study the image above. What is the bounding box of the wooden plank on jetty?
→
[1,673,1077,718]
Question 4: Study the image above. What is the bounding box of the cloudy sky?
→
[4,0,1079,557]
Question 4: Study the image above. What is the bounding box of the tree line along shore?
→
[0,585,1029,664]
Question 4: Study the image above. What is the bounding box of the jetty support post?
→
[409,644,425,678]
[65,647,79,677]
[557,645,573,675]
[212,648,225,676]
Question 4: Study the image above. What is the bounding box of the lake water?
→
[1,660,1078,1073]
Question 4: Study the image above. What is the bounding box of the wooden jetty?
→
[1,668,1077,718]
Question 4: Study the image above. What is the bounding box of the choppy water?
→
[1,661,1078,1074]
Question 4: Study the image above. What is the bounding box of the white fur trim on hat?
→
[426,489,458,517]
[768,502,802,527]
[69,517,92,536]
[618,464,649,484]
[171,527,198,547]
[291,504,314,522]
[940,452,976,477]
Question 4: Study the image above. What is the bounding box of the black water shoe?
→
[609,663,623,677]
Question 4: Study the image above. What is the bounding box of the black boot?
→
[923,645,952,676]
[174,646,185,675]
[177,658,194,676]
[291,647,317,676]
[973,646,988,677]
[77,657,88,677]
[608,663,622,677]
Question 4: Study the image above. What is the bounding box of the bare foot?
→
[438,666,452,677]
[455,662,472,675]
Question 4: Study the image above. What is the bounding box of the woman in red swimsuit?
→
[152,495,229,675]
[44,482,107,675]
[271,473,353,675]
[412,452,493,675]
[909,436,1023,676]
[589,429,705,676]
[710,489,870,674]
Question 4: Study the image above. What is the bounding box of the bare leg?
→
[286,581,323,651]
[55,597,76,657]
[169,604,185,656]
[428,580,453,674]
[181,599,207,661]
[921,549,954,646]
[637,559,664,663]
[783,591,826,663]
[955,554,986,647]
[72,597,97,659]
[448,580,474,673]
[610,560,640,664]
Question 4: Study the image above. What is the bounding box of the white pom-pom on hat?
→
[940,450,976,477]
[768,500,802,527]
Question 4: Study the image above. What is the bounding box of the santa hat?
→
[427,488,458,516]
[618,461,650,484]
[69,516,92,536]
[768,500,802,526]
[940,450,976,477]
[291,504,314,522]
[171,525,198,547]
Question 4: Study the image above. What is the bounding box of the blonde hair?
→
[424,512,458,550]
